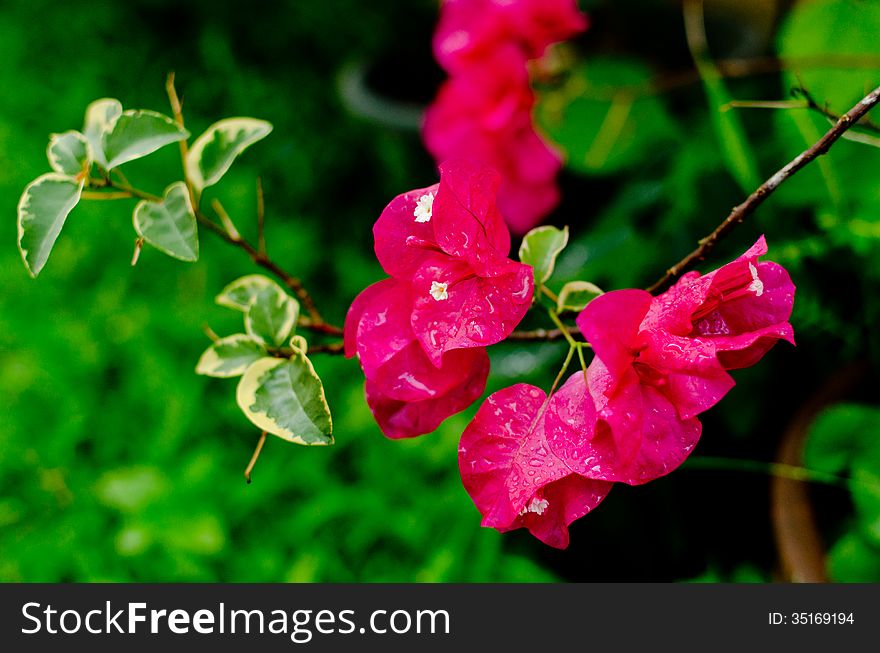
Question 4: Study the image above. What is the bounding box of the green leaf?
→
[216,274,282,312]
[556,281,604,313]
[684,4,760,193]
[102,110,189,170]
[195,334,267,378]
[536,57,678,175]
[186,118,273,192]
[132,182,199,262]
[778,0,880,114]
[519,225,569,286]
[245,285,299,347]
[236,355,333,445]
[17,173,84,277]
[851,464,880,546]
[804,403,880,475]
[828,530,880,582]
[47,130,89,176]
[82,98,122,168]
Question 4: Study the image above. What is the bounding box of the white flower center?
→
[520,497,549,516]
[413,192,435,223]
[748,262,764,297]
[430,281,448,301]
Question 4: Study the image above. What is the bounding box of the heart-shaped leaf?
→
[519,225,569,287]
[82,98,123,168]
[556,281,604,313]
[186,118,273,192]
[17,173,84,277]
[196,334,267,378]
[216,274,282,312]
[47,131,90,176]
[133,182,199,261]
[245,285,299,347]
[102,110,189,170]
[236,355,333,445]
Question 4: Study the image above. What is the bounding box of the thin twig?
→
[244,431,267,484]
[647,84,880,294]
[793,85,880,135]
[211,199,242,241]
[131,237,144,266]
[256,177,267,257]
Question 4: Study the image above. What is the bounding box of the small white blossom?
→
[430,281,449,301]
[748,262,764,297]
[413,192,435,223]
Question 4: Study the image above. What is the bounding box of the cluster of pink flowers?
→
[458,237,796,548]
[345,159,533,438]
[423,0,588,235]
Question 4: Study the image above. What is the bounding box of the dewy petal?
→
[576,289,653,380]
[366,348,489,440]
[372,342,485,403]
[458,383,612,548]
[344,278,416,377]
[373,183,442,279]
[545,368,702,486]
[411,257,533,365]
[432,158,513,275]
[638,331,735,420]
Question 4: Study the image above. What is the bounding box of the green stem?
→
[547,309,578,348]
[682,455,863,490]
[549,344,576,398]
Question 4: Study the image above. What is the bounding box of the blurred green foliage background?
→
[1,0,879,582]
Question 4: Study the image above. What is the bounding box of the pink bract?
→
[544,367,703,485]
[458,383,613,548]
[345,278,492,439]
[434,0,588,72]
[367,346,490,440]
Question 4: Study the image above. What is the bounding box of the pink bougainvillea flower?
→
[424,46,562,235]
[458,383,613,548]
[371,158,534,365]
[646,235,796,371]
[347,159,536,439]
[345,278,491,439]
[434,0,588,72]
[568,236,795,477]
[425,0,588,234]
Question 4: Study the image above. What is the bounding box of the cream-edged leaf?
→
[519,225,569,286]
[236,355,333,445]
[216,274,283,312]
[82,98,122,168]
[245,285,299,347]
[102,110,189,170]
[195,334,267,378]
[186,118,273,192]
[133,182,198,261]
[556,281,604,313]
[17,173,84,277]
[47,131,90,176]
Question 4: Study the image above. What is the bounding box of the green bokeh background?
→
[2,0,879,582]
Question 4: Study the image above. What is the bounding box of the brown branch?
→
[647,83,880,294]
[792,85,880,136]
